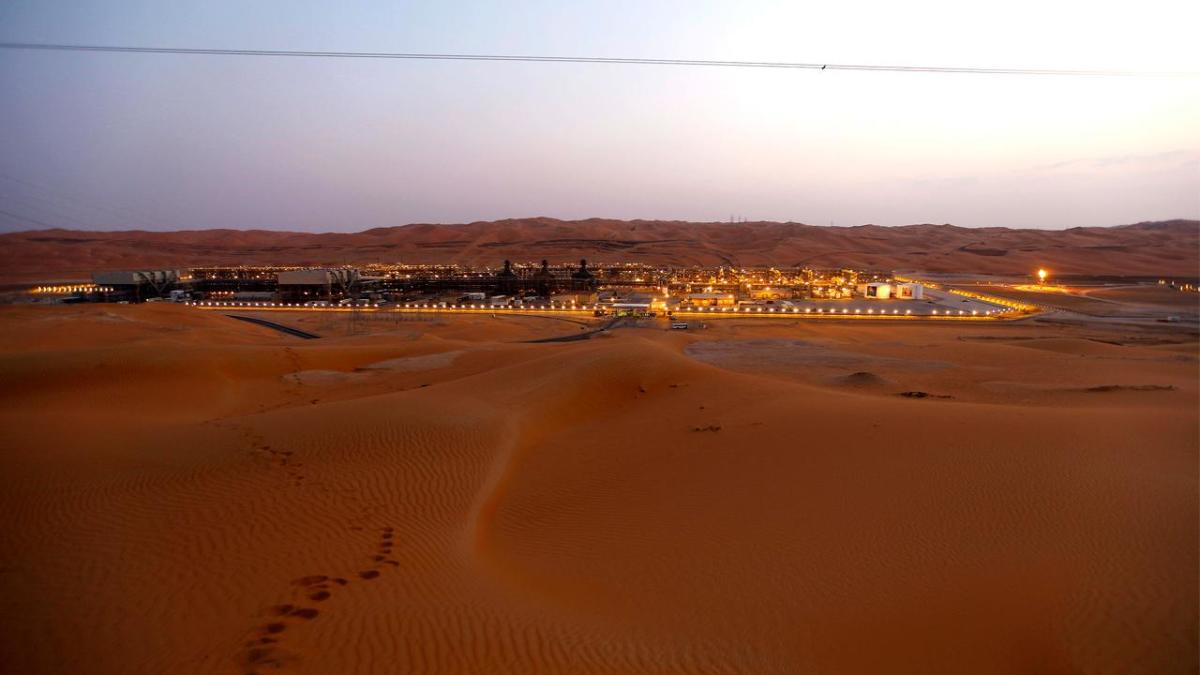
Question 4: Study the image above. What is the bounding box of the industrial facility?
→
[34,262,949,317]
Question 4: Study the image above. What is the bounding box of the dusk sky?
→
[1,0,1197,232]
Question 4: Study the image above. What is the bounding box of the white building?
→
[861,282,923,300]
[863,282,893,299]
[894,283,924,300]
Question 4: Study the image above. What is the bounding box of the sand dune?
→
[1,218,1197,282]
[0,303,1196,673]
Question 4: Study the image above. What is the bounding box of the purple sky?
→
[1,0,1197,232]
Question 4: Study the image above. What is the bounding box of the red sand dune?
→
[0,304,1195,673]
[1,218,1196,282]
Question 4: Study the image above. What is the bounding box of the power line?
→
[0,173,166,229]
[0,188,96,230]
[0,207,60,230]
[1,42,1195,78]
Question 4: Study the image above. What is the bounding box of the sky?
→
[0,0,1197,232]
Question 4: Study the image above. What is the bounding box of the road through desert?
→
[0,304,1196,673]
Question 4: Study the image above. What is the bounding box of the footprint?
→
[293,575,328,586]
[245,647,275,665]
[241,525,394,669]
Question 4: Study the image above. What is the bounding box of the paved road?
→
[227,314,320,339]
[525,316,624,343]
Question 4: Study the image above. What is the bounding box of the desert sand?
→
[1,218,1197,283]
[0,303,1196,674]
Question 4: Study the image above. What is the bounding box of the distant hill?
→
[1,218,1196,282]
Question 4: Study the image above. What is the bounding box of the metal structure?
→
[91,269,182,300]
[277,268,360,301]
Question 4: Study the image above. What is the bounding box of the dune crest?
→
[0,303,1195,673]
[2,218,1197,282]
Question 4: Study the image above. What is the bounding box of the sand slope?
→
[0,304,1196,673]
[1,218,1197,282]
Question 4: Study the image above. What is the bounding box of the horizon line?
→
[3,216,1197,237]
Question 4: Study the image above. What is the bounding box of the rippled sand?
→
[1,304,1195,673]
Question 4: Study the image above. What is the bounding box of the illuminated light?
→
[1037,268,1048,283]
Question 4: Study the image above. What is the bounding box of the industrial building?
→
[496,259,600,296]
[685,292,736,307]
[860,282,923,300]
[91,270,183,301]
[863,282,893,299]
[276,268,360,301]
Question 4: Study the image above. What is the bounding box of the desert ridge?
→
[1,217,1197,283]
